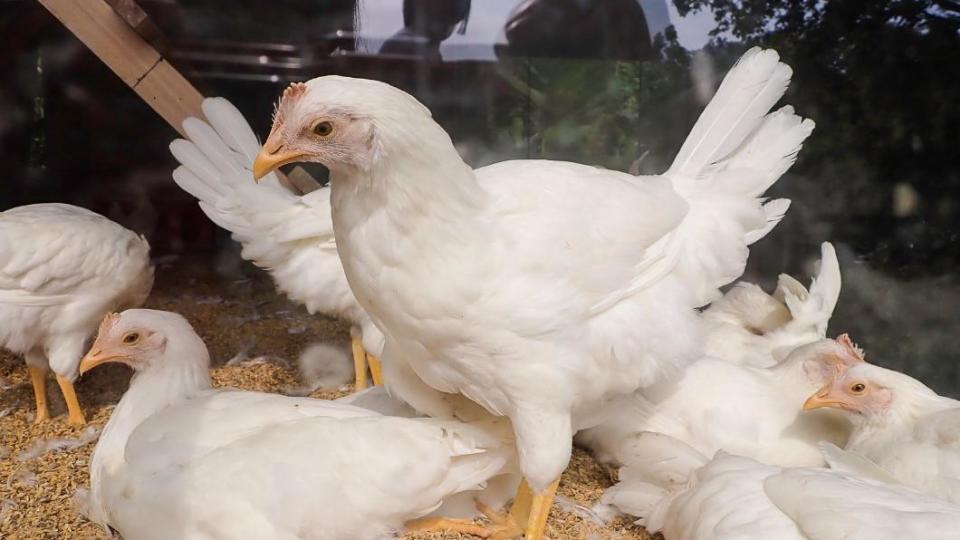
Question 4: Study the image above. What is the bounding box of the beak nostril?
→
[264,140,284,155]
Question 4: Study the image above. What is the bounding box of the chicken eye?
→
[123,332,141,345]
[850,383,866,393]
[313,121,333,137]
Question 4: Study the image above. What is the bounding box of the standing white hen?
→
[0,203,153,424]
[804,358,960,504]
[252,47,814,536]
[168,98,384,390]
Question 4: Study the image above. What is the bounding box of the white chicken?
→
[0,203,153,424]
[169,98,384,390]
[81,309,519,540]
[703,241,842,368]
[576,336,858,469]
[613,449,960,540]
[251,47,813,536]
[803,357,960,504]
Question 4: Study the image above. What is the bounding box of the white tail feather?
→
[669,48,793,182]
[662,47,814,305]
[781,242,841,334]
[726,106,816,196]
[745,198,791,244]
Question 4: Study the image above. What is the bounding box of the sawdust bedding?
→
[0,256,655,540]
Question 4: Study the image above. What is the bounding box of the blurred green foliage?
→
[495,0,959,276]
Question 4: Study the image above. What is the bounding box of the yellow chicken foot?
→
[352,334,368,391]
[28,366,50,423]
[367,354,384,386]
[403,516,493,538]
[56,375,86,425]
[403,501,523,539]
[503,478,559,540]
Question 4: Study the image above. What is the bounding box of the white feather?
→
[633,451,960,540]
[0,204,153,389]
[703,242,841,368]
[828,362,960,505]
[89,309,517,539]
[269,47,812,492]
[168,98,383,357]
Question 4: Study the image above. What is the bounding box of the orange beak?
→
[253,149,305,182]
[78,348,128,375]
[802,386,846,411]
[252,131,305,182]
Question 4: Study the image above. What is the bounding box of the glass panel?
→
[1,2,959,536]
[5,1,956,393]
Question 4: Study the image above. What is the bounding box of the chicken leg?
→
[367,354,384,386]
[352,334,369,390]
[56,375,86,425]
[488,478,558,540]
[404,501,523,539]
[352,335,385,391]
[28,366,50,424]
[521,478,559,540]
[429,479,557,540]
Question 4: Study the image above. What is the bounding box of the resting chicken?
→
[804,354,960,504]
[630,450,960,540]
[82,309,518,540]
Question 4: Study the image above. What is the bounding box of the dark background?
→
[2,0,959,393]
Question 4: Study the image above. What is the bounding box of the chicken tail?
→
[776,242,841,337]
[666,48,815,305]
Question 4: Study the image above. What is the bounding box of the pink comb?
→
[272,82,308,127]
[837,333,866,362]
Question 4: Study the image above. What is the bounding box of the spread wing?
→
[170,98,363,322]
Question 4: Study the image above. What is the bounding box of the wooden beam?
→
[103,0,165,50]
[35,0,320,193]
[36,0,201,136]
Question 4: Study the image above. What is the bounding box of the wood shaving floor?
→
[0,256,654,540]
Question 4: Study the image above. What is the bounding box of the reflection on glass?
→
[1,0,958,396]
[379,0,471,60]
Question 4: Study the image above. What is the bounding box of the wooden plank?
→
[103,0,164,49]
[35,0,319,192]
[36,0,202,136]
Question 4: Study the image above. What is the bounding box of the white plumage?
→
[806,360,960,505]
[703,241,841,368]
[168,98,384,363]
[0,203,153,423]
[577,243,846,468]
[84,309,516,540]
[251,48,813,533]
[627,449,960,540]
[576,337,855,471]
